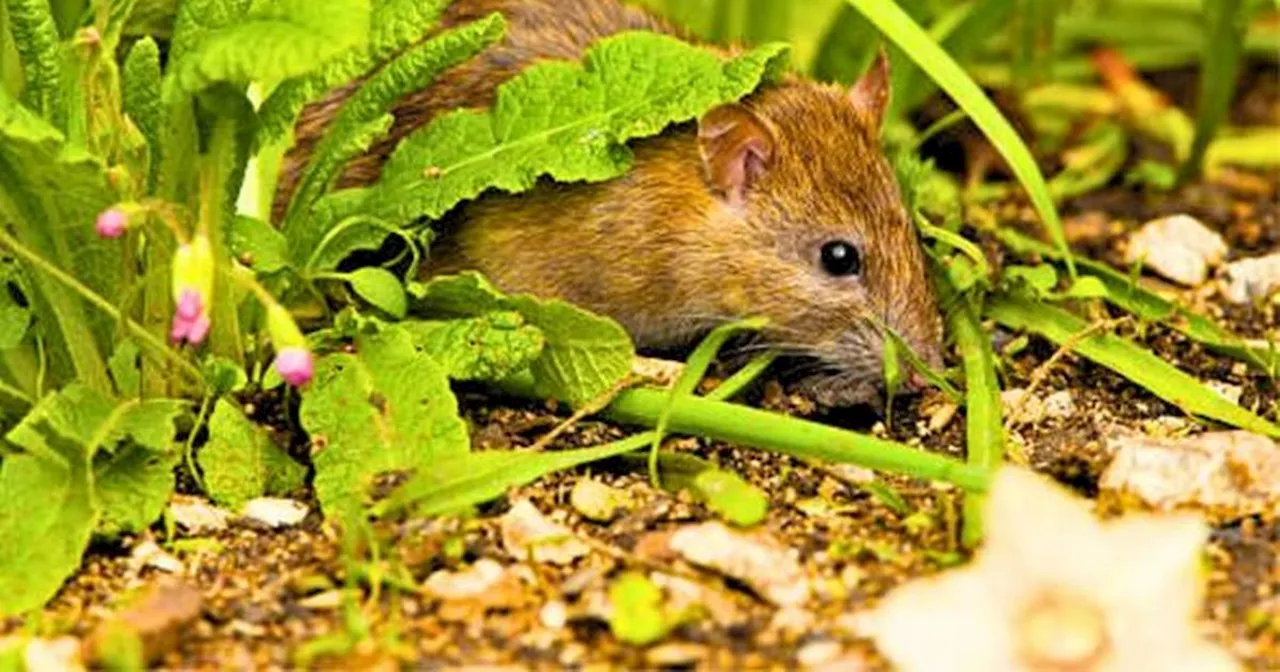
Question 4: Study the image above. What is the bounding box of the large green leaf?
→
[165,0,372,98]
[199,399,305,509]
[402,311,545,382]
[313,35,790,229]
[255,0,455,142]
[4,0,64,127]
[413,273,633,406]
[281,12,504,232]
[299,324,468,516]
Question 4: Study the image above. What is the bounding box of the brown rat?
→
[279,0,944,406]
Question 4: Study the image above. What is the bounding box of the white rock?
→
[129,539,183,574]
[1100,430,1280,521]
[797,639,844,668]
[425,559,507,601]
[539,600,568,630]
[21,637,84,672]
[1042,390,1076,419]
[500,500,590,565]
[569,478,625,523]
[1125,214,1227,286]
[168,495,230,534]
[1001,388,1045,425]
[1205,380,1243,405]
[669,522,810,607]
[240,497,309,528]
[1220,253,1280,304]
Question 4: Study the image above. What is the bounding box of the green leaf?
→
[691,469,768,527]
[347,267,407,319]
[200,355,248,396]
[413,273,633,406]
[228,215,290,274]
[300,324,468,516]
[402,312,545,381]
[164,0,373,99]
[327,35,790,227]
[255,0,455,143]
[608,572,671,646]
[0,424,95,616]
[1062,276,1109,300]
[122,37,163,188]
[1004,264,1059,296]
[842,0,1075,277]
[987,293,1280,438]
[281,13,504,226]
[107,340,141,398]
[376,433,648,518]
[5,0,63,127]
[0,261,30,349]
[0,91,120,392]
[94,443,179,536]
[199,400,305,509]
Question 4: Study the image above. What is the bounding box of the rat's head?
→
[691,52,943,405]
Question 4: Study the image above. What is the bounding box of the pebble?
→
[669,522,811,607]
[644,643,708,667]
[129,539,183,574]
[240,497,309,528]
[500,500,590,565]
[797,639,844,668]
[1220,253,1280,304]
[1205,380,1244,405]
[1100,430,1280,522]
[1041,390,1076,419]
[84,577,203,666]
[20,637,84,672]
[1124,214,1227,286]
[423,559,507,601]
[297,590,347,611]
[569,478,626,523]
[167,495,231,534]
[926,403,959,433]
[538,600,568,630]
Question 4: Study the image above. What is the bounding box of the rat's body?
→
[280,0,944,405]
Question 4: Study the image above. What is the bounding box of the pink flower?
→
[170,288,210,345]
[274,347,314,387]
[95,208,129,238]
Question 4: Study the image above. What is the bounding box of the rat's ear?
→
[849,47,892,130]
[697,103,775,206]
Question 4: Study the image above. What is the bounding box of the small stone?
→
[926,403,959,433]
[1220,253,1280,304]
[569,478,625,523]
[644,643,708,667]
[423,559,528,621]
[1100,430,1280,522]
[297,590,347,611]
[240,497,309,528]
[129,539,183,574]
[168,495,230,534]
[1124,214,1227,286]
[539,600,568,630]
[1205,381,1244,405]
[22,637,84,672]
[1042,390,1076,419]
[797,639,844,668]
[1002,388,1045,425]
[632,356,685,387]
[501,500,590,565]
[669,522,810,607]
[85,578,203,667]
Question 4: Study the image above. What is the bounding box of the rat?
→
[278,0,944,406]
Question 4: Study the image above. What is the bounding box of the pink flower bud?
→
[95,208,129,238]
[170,288,210,346]
[274,347,314,387]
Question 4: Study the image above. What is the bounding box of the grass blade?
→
[995,227,1279,375]
[987,293,1280,438]
[942,278,1003,548]
[1178,0,1251,182]
[842,0,1075,277]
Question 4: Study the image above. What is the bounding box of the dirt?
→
[5,69,1280,672]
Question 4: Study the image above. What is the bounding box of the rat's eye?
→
[820,240,862,277]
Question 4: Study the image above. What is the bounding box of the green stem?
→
[199,115,245,365]
[1178,0,1249,183]
[604,387,992,492]
[0,227,205,388]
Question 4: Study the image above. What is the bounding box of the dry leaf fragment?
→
[500,500,590,565]
[669,522,810,607]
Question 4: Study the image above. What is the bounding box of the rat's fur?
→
[279,0,943,405]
